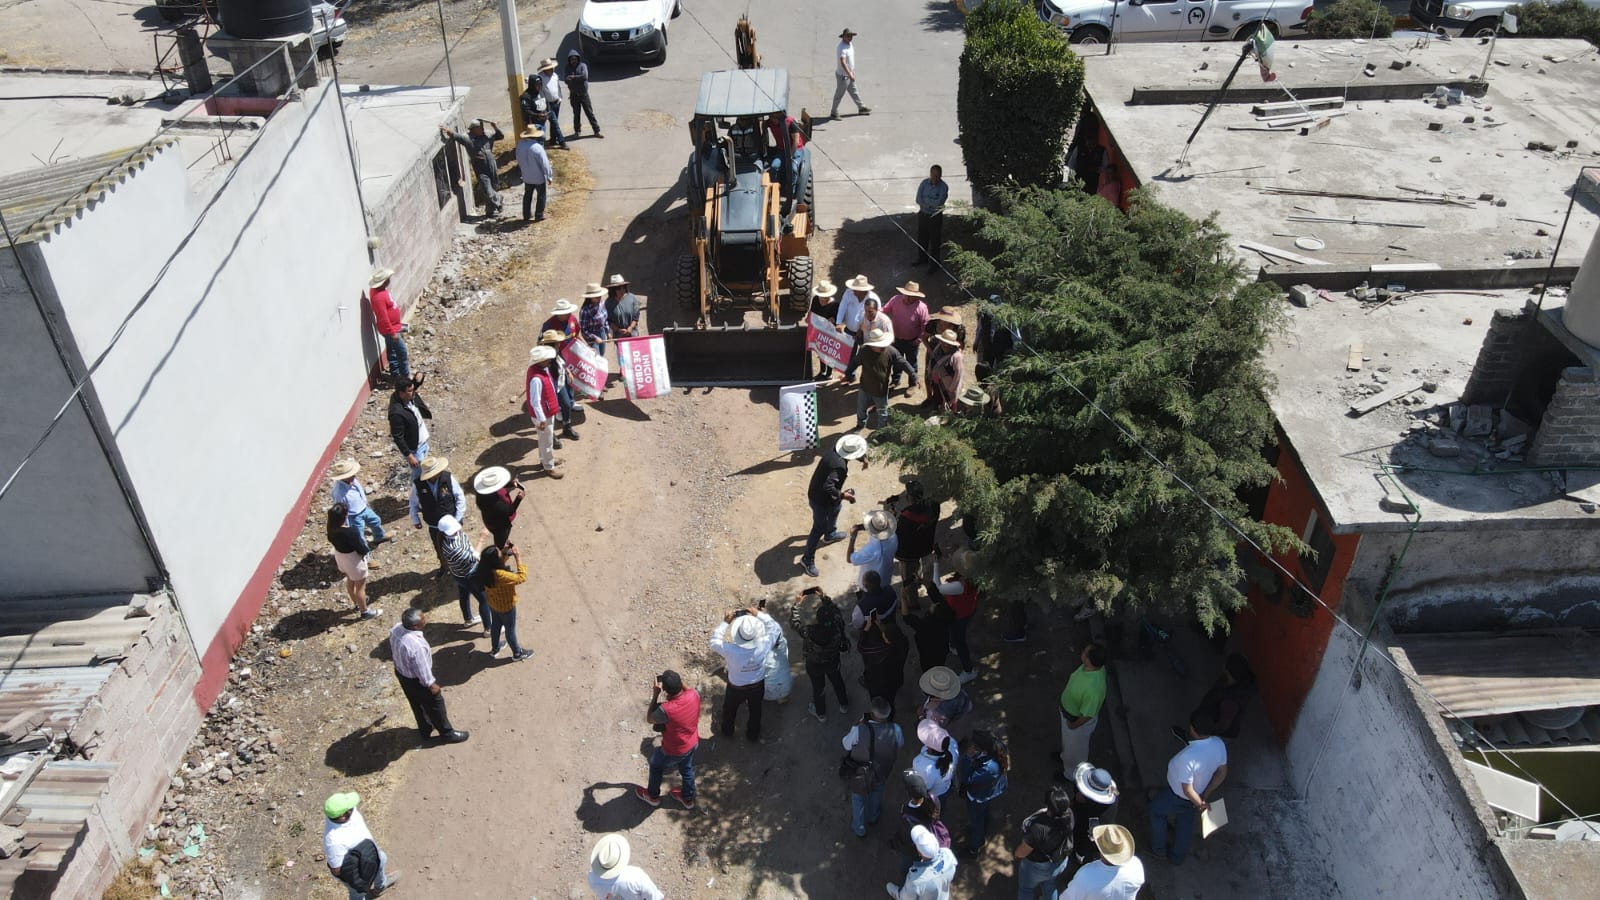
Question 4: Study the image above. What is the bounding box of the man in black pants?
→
[708,607,779,740]
[565,50,602,138]
[388,608,468,744]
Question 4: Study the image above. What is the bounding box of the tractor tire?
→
[785,256,814,313]
[800,167,814,213]
[677,254,700,310]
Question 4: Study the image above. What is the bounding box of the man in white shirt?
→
[710,607,779,740]
[886,824,956,899]
[535,57,569,149]
[836,274,879,383]
[588,834,664,900]
[1149,714,1227,864]
[830,28,871,118]
[514,124,554,223]
[389,608,469,744]
[322,792,399,899]
[849,509,899,589]
[1065,823,1145,899]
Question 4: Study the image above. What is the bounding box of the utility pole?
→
[498,0,526,136]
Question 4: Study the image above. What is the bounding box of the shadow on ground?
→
[278,550,336,591]
[325,719,416,776]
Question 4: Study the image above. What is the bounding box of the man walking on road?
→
[800,433,868,577]
[1056,643,1108,782]
[830,28,871,118]
[322,792,400,899]
[389,607,468,744]
[842,697,904,837]
[1150,714,1227,865]
[566,50,603,138]
[709,606,780,741]
[514,124,553,223]
[588,834,663,900]
[388,377,432,478]
[535,58,569,150]
[526,346,565,478]
[915,166,949,271]
[636,670,700,809]
[441,119,504,216]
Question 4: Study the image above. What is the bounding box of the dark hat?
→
[902,770,929,799]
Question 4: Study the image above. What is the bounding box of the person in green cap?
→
[323,791,400,898]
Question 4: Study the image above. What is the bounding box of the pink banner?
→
[617,335,672,401]
[805,312,854,372]
[560,339,610,400]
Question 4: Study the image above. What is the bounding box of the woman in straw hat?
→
[326,502,381,620]
[538,329,580,443]
[471,466,523,549]
[925,327,965,412]
[539,298,580,342]
[578,282,611,358]
[808,280,840,379]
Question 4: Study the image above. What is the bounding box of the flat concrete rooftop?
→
[340,84,467,207]
[1266,286,1595,533]
[1083,38,1600,271]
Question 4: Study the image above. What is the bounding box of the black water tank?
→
[218,0,313,39]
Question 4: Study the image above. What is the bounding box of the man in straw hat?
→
[389,607,469,744]
[368,267,408,384]
[835,274,878,382]
[388,376,433,479]
[587,833,663,900]
[809,280,840,379]
[845,295,893,383]
[957,385,991,418]
[514,122,553,223]
[604,273,641,367]
[849,508,899,592]
[830,28,871,118]
[883,281,930,387]
[322,791,400,899]
[926,328,965,412]
[540,297,580,341]
[579,282,612,358]
[709,605,781,741]
[526,345,565,477]
[440,119,504,216]
[408,455,465,577]
[1068,763,1121,872]
[471,466,523,549]
[539,329,581,443]
[1064,824,1144,898]
[887,823,957,899]
[330,458,387,546]
[856,327,918,430]
[533,57,569,150]
[800,433,869,578]
[919,665,973,737]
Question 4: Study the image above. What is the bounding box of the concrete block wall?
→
[1529,367,1600,466]
[1285,627,1521,899]
[368,138,460,318]
[1461,307,1574,408]
[57,595,202,899]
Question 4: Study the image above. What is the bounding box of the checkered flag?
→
[779,383,819,452]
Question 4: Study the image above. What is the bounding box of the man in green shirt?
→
[1055,642,1107,781]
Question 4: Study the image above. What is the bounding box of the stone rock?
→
[1380,494,1416,514]
[1428,437,1461,458]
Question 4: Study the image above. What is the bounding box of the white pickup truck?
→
[1037,0,1313,45]
[1410,0,1600,37]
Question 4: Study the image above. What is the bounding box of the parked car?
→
[1409,0,1600,37]
[157,0,348,55]
[577,0,680,64]
[1038,0,1312,45]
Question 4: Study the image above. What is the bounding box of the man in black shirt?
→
[800,433,868,577]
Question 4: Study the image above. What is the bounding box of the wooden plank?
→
[1350,382,1426,416]
[0,711,44,744]
[1237,240,1327,266]
[1347,343,1364,371]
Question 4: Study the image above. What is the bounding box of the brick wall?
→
[55,594,202,899]
[368,123,465,318]
[1529,366,1600,467]
[1461,307,1574,410]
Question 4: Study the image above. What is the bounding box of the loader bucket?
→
[660,324,810,387]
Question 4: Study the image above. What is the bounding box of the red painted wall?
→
[1235,440,1361,743]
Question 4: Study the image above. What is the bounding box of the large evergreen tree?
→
[883,187,1301,631]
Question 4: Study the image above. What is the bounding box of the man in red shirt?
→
[369,267,409,383]
[526,346,564,479]
[636,670,700,809]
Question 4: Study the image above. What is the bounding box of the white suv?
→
[1038,0,1311,45]
[577,0,681,65]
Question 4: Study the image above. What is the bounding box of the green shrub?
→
[1307,0,1395,39]
[957,0,1084,192]
[1511,0,1600,45]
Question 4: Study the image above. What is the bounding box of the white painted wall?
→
[0,252,159,595]
[32,82,371,655]
[1287,626,1518,898]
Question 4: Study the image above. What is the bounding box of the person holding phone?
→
[636,670,700,809]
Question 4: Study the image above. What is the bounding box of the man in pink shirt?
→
[883,281,930,388]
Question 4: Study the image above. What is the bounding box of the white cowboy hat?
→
[812,280,837,299]
[1092,824,1137,866]
[367,267,394,290]
[539,329,567,346]
[473,466,511,495]
[606,274,629,288]
[436,514,462,536]
[934,329,960,347]
[538,58,557,72]
[328,458,360,481]
[582,282,607,300]
[589,834,630,878]
[864,328,894,348]
[834,433,869,461]
[1074,762,1119,806]
[897,281,925,298]
[864,509,896,540]
[845,274,874,292]
[520,124,545,140]
[919,666,961,700]
[550,298,578,316]
[418,456,449,481]
[529,345,557,364]
[732,616,765,648]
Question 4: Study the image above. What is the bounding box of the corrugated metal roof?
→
[0,667,114,733]
[0,760,117,889]
[696,69,789,118]
[0,140,173,243]
[1452,709,1600,750]
[0,594,154,669]
[1398,630,1600,718]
